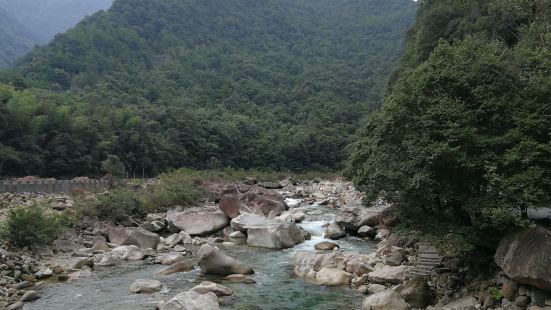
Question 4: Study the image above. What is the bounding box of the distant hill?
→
[0,0,417,177]
[0,0,113,67]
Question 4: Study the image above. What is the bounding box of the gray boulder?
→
[159,291,220,310]
[324,222,347,240]
[170,211,229,236]
[230,213,267,232]
[190,281,233,296]
[247,221,304,249]
[107,227,160,249]
[362,288,409,310]
[495,226,551,292]
[197,244,253,276]
[335,207,379,232]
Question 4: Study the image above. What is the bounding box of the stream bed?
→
[25,205,374,310]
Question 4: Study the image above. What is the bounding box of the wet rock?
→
[191,281,233,296]
[7,301,24,310]
[324,222,347,240]
[170,211,229,236]
[358,225,376,239]
[160,252,186,265]
[197,244,253,276]
[315,241,340,251]
[335,207,379,232]
[159,291,220,310]
[400,277,432,309]
[224,274,256,284]
[107,227,160,249]
[72,257,94,269]
[129,279,162,294]
[495,226,551,292]
[20,290,40,302]
[35,268,53,279]
[362,288,408,310]
[228,231,246,238]
[157,260,194,276]
[247,221,305,249]
[368,265,409,285]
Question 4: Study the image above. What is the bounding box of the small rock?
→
[225,274,256,284]
[156,260,194,276]
[315,241,340,251]
[129,279,162,294]
[35,268,53,279]
[191,281,233,296]
[20,290,40,302]
[228,231,246,238]
[323,222,347,240]
[72,257,94,270]
[7,301,24,310]
[367,284,386,294]
[358,225,376,239]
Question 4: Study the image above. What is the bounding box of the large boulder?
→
[246,221,304,249]
[314,267,353,286]
[197,244,254,276]
[335,207,379,232]
[324,221,347,240]
[218,195,249,218]
[170,211,229,236]
[230,213,268,232]
[362,288,409,310]
[239,186,286,216]
[494,226,551,292]
[368,265,409,285]
[159,291,220,310]
[292,250,354,286]
[401,277,432,308]
[107,227,160,249]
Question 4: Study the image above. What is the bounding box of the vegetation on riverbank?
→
[347,0,551,253]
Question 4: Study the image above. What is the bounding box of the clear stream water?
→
[25,204,374,310]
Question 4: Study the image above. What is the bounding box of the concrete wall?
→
[0,179,109,194]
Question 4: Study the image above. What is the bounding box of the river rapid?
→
[25,201,374,310]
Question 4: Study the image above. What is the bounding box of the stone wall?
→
[0,179,109,194]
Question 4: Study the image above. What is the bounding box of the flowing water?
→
[26,204,374,310]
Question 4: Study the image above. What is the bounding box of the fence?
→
[0,179,110,194]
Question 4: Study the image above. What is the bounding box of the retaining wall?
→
[0,179,110,194]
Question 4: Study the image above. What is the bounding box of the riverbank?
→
[0,174,550,310]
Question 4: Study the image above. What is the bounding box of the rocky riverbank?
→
[1,177,550,310]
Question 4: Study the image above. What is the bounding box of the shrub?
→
[1,205,69,247]
[140,170,202,212]
[77,188,143,221]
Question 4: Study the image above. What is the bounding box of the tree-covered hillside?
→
[0,0,113,68]
[347,0,551,249]
[0,0,417,177]
[0,8,37,68]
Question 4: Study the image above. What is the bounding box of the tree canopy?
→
[347,0,551,235]
[0,0,417,177]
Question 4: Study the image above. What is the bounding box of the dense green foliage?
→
[347,0,551,246]
[0,0,112,68]
[0,0,416,177]
[1,204,70,247]
[0,8,37,68]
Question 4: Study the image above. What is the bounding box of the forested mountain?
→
[0,0,113,68]
[0,0,417,177]
[0,7,37,68]
[347,0,551,247]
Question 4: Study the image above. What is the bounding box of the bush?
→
[77,188,143,221]
[1,205,70,247]
[140,170,202,212]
